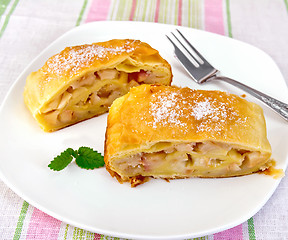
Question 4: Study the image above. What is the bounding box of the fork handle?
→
[211,76,288,121]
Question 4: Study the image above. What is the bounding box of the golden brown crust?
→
[23,39,172,131]
[104,85,273,186]
[105,84,271,157]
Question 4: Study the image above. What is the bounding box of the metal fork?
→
[166,29,288,122]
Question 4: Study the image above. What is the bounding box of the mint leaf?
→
[75,147,105,169]
[48,148,75,171]
[48,146,105,171]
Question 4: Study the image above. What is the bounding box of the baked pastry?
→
[104,84,273,187]
[23,39,172,132]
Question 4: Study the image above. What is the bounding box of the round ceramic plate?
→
[0,21,287,240]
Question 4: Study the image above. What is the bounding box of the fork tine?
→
[176,29,211,66]
[170,32,201,66]
[166,35,178,51]
[166,34,200,74]
[166,30,218,83]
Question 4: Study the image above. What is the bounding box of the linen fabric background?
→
[0,0,288,239]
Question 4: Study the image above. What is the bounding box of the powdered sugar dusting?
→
[44,41,136,76]
[147,87,248,135]
[191,99,214,120]
[150,91,187,128]
[191,99,230,122]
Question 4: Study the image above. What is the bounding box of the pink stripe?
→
[204,0,225,35]
[26,208,61,240]
[178,0,182,25]
[129,0,137,21]
[86,0,111,22]
[214,224,243,240]
[154,0,161,22]
[94,233,101,239]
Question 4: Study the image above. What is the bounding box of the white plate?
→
[0,21,287,240]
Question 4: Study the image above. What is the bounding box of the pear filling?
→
[112,141,270,178]
[41,68,164,126]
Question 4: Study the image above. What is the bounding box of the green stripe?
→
[192,236,207,240]
[192,0,196,28]
[284,0,288,12]
[85,231,94,239]
[196,0,200,29]
[76,0,88,26]
[13,201,29,240]
[0,0,20,38]
[190,0,197,28]
[248,217,256,240]
[163,0,169,23]
[225,0,233,37]
[135,0,143,21]
[63,224,69,240]
[124,0,133,20]
[144,0,152,22]
[114,0,122,20]
[187,0,191,27]
[141,0,149,21]
[158,0,163,22]
[183,236,207,240]
[148,0,155,22]
[159,0,167,23]
[109,0,117,20]
[175,0,179,25]
[115,0,126,20]
[73,227,85,239]
[0,0,12,16]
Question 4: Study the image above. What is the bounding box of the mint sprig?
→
[48,147,105,171]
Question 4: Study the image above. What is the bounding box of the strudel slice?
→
[104,85,273,187]
[24,39,172,132]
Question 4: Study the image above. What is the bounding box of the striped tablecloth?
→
[0,1,288,239]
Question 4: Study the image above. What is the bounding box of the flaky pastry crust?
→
[104,85,274,187]
[24,39,172,131]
